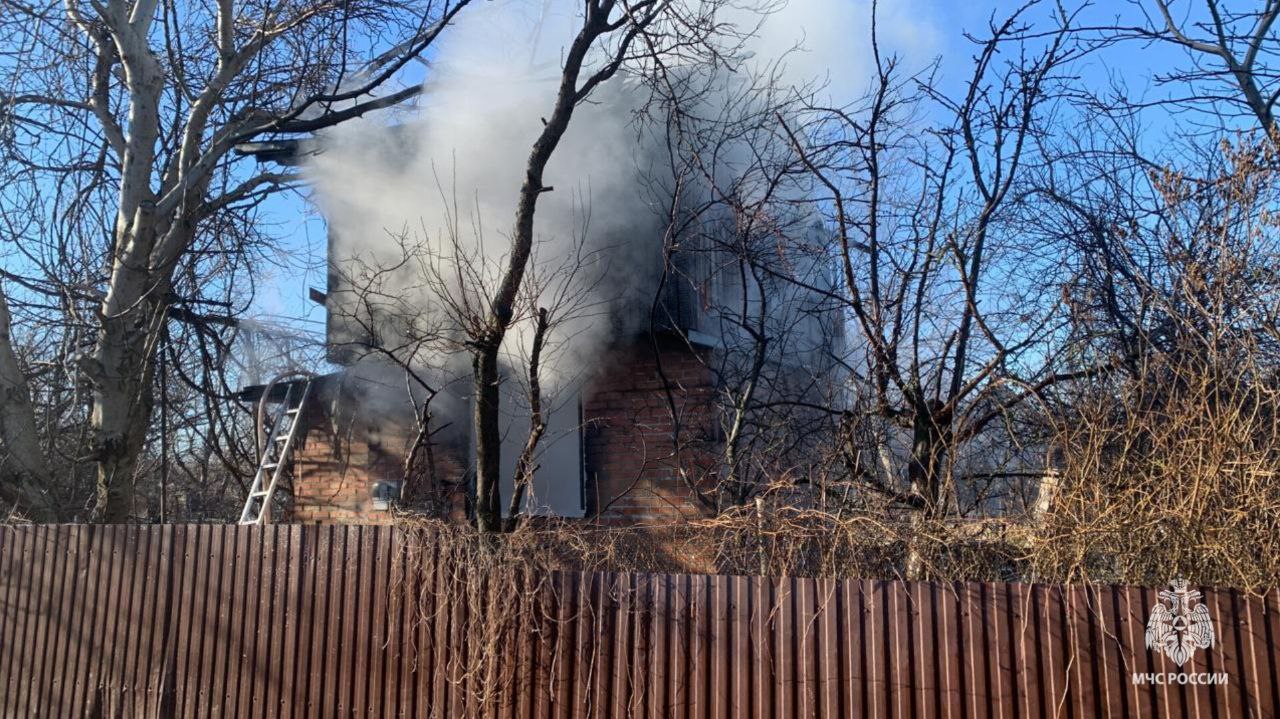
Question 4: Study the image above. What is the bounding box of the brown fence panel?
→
[2,524,1278,718]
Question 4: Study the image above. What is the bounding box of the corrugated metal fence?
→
[1,524,1278,717]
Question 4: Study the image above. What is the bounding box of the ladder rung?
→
[251,491,269,498]
[286,408,301,415]
[274,433,290,442]
[262,462,279,470]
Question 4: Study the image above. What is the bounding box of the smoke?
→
[309,2,664,396]
[305,0,936,405]
[742,0,939,104]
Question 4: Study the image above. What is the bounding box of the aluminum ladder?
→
[238,377,312,524]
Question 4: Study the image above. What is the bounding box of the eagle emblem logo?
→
[1145,578,1215,666]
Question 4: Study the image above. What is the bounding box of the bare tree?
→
[1030,136,1280,590]
[1089,0,1280,132]
[325,176,609,527]
[467,0,731,532]
[0,0,471,520]
[761,5,1105,576]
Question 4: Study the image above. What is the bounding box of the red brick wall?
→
[288,392,397,524]
[583,334,721,525]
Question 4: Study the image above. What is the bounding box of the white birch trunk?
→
[0,283,55,518]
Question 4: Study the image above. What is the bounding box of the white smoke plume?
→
[305,0,937,401]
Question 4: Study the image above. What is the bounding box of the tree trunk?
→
[90,294,161,522]
[85,10,165,522]
[906,405,948,517]
[506,308,549,531]
[473,347,503,532]
[470,2,627,531]
[0,284,55,519]
[904,400,949,580]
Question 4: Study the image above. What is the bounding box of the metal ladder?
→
[238,378,312,525]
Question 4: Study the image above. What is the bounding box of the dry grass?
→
[390,508,1024,584]
[1029,349,1280,593]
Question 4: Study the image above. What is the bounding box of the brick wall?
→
[582,333,721,525]
[285,375,464,523]
[288,386,398,524]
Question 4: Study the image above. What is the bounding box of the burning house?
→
[234,130,845,526]
[234,4,847,527]
[238,178,844,526]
